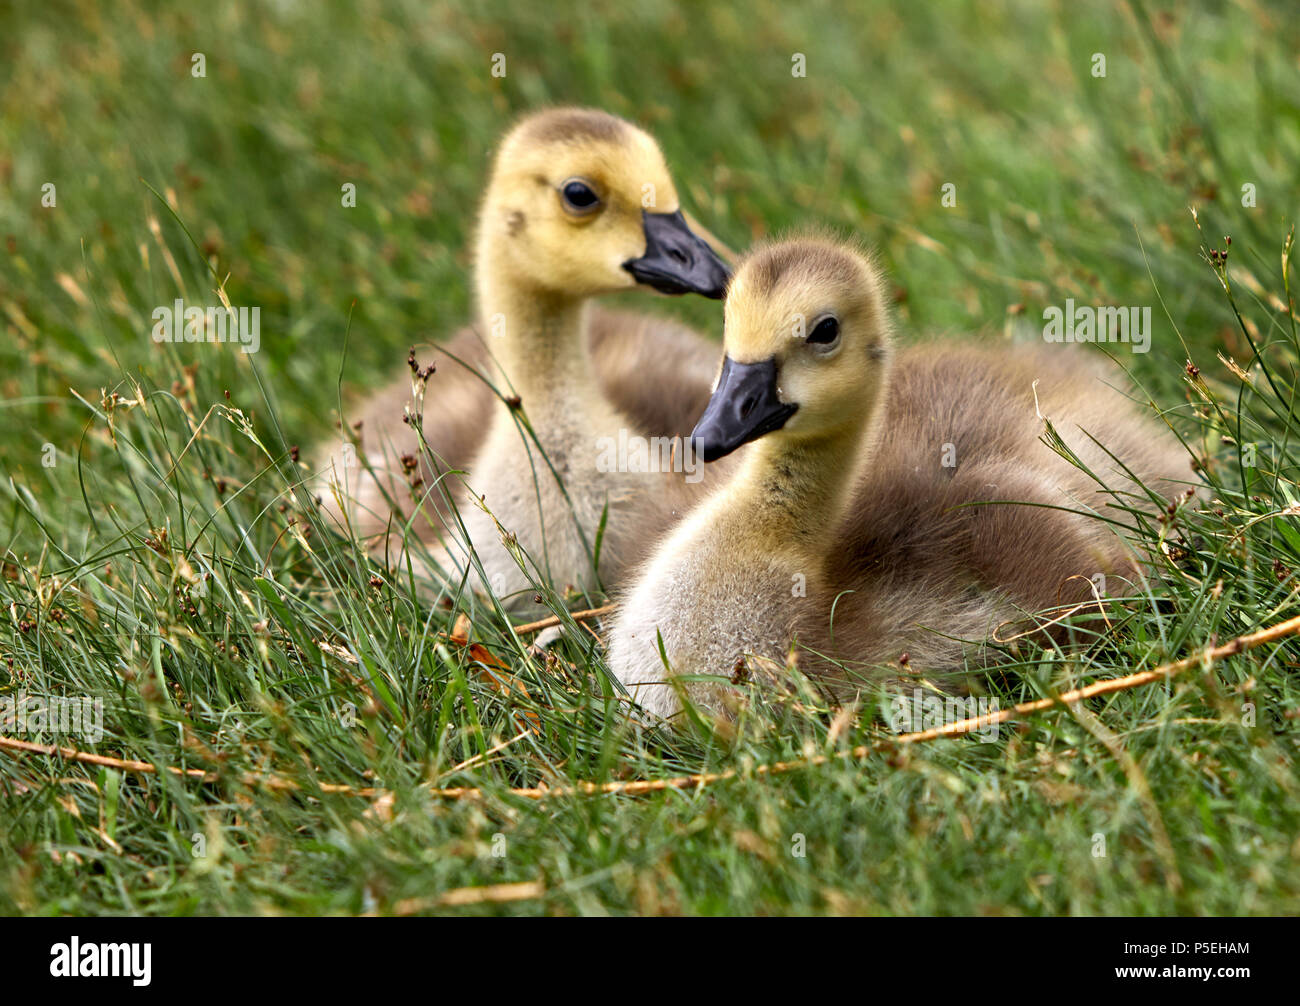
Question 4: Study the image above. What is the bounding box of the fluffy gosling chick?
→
[318,108,730,607]
[607,237,1189,719]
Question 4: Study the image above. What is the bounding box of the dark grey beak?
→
[689,355,798,462]
[622,210,731,299]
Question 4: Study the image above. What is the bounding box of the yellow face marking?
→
[479,110,688,296]
[718,237,893,440]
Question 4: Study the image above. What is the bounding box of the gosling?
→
[606,237,1189,719]
[318,108,731,608]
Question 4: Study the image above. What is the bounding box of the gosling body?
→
[327,307,720,544]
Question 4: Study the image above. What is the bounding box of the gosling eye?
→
[806,315,841,350]
[559,178,602,215]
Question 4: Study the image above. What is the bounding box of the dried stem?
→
[4,612,1298,802]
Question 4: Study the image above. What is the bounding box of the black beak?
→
[622,210,731,299]
[689,355,798,462]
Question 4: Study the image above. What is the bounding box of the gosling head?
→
[478,107,730,300]
[691,237,892,462]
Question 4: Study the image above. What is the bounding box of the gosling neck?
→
[721,415,881,563]
[475,266,595,408]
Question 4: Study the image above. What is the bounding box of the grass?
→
[1,0,1299,915]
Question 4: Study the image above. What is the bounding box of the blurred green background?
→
[3,0,1297,478]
